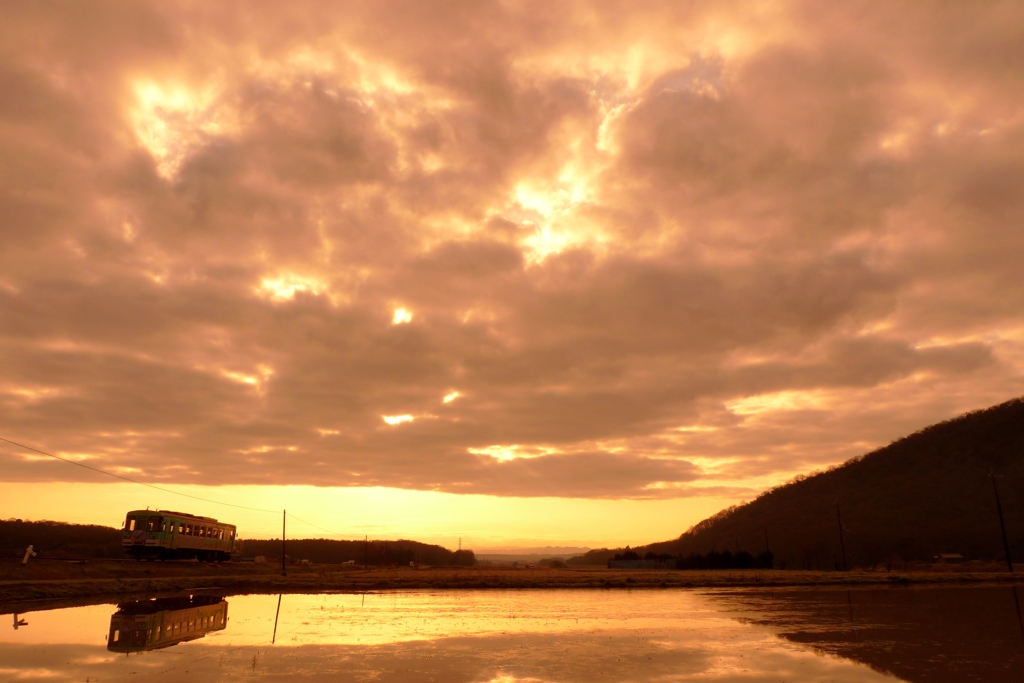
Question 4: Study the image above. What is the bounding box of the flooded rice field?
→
[2,586,1022,682]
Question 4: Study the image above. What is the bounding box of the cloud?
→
[1,1,1023,499]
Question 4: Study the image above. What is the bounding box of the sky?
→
[2,1,1024,550]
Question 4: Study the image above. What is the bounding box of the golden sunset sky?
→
[2,1,1023,550]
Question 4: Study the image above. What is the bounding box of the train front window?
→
[125,517,136,531]
[146,517,162,532]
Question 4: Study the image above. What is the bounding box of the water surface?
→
[2,585,1022,682]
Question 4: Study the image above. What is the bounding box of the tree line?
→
[610,548,775,569]
[0,518,123,558]
[238,537,476,566]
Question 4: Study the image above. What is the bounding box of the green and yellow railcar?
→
[122,509,236,561]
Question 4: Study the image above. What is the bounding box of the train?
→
[122,509,236,561]
[108,596,228,653]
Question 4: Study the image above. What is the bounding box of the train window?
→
[126,517,136,531]
[178,523,183,533]
[199,526,206,538]
[147,517,162,532]
[185,524,192,535]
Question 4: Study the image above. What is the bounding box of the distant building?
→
[608,559,675,570]
[934,553,964,564]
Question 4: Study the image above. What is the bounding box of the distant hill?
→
[566,549,617,566]
[639,397,1024,569]
[0,519,122,559]
[0,518,474,566]
[477,547,591,564]
[238,538,475,566]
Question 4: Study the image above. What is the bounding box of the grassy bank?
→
[2,559,1022,611]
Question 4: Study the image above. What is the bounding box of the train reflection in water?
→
[107,595,228,653]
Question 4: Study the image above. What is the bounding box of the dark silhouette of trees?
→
[0,519,122,558]
[675,550,774,570]
[238,538,475,566]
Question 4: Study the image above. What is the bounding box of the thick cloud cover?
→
[2,1,1023,498]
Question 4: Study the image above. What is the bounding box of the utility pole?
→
[364,535,368,569]
[992,475,1014,573]
[836,501,848,571]
[281,510,287,577]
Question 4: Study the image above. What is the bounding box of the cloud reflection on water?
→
[0,589,897,682]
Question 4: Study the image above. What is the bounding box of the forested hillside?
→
[643,397,1024,568]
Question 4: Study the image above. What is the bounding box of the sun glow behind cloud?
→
[468,445,559,462]
[509,162,608,263]
[130,80,230,179]
[258,274,331,302]
[726,390,833,416]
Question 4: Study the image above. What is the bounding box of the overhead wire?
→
[2,436,280,516]
[2,435,362,540]
[286,512,346,538]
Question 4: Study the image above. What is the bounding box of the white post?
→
[21,545,37,565]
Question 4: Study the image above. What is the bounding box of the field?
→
[2,558,1023,612]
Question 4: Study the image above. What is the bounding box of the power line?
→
[287,512,346,538]
[0,436,279,514]
[2,435,356,539]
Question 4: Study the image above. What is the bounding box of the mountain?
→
[639,397,1024,569]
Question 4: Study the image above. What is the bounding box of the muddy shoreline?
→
[3,560,1022,613]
